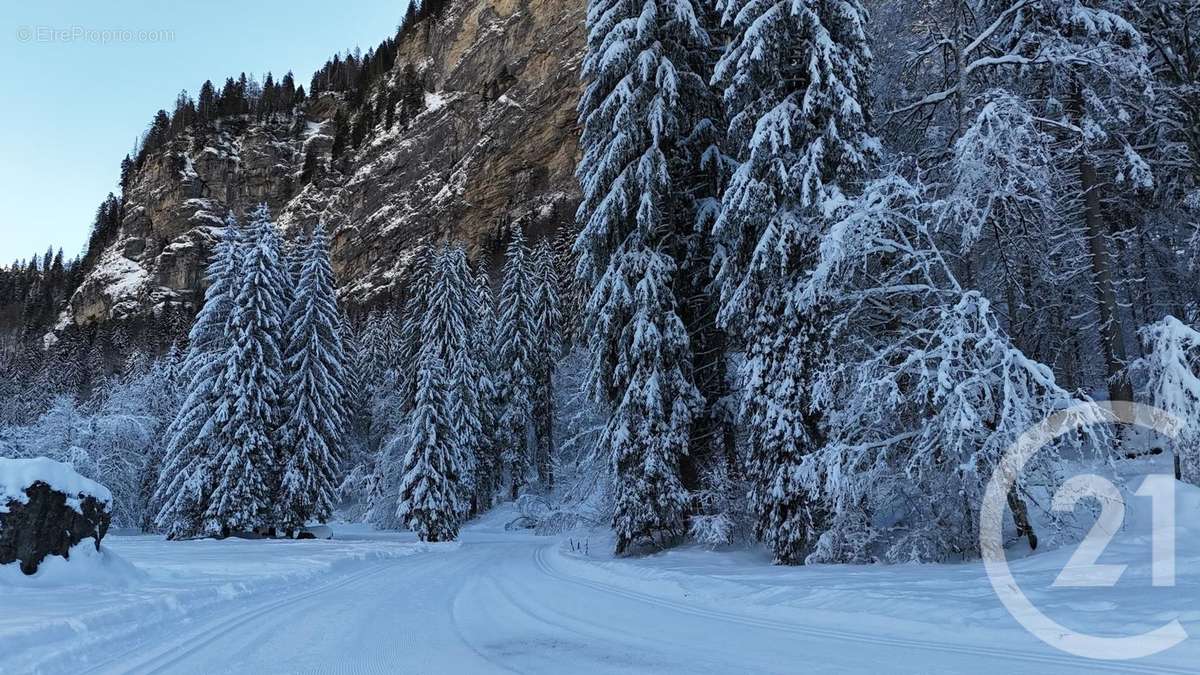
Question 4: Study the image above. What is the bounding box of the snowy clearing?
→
[4,489,1200,674]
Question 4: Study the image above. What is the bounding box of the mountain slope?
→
[67,0,583,328]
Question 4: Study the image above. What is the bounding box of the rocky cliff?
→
[66,0,584,328]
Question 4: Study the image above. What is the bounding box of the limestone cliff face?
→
[66,0,584,327]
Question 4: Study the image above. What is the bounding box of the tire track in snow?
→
[456,564,702,673]
[82,560,398,675]
[532,545,1191,675]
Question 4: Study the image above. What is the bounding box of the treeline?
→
[122,0,449,191]
[0,247,75,342]
[121,71,309,193]
[339,226,568,540]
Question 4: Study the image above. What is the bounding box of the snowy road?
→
[54,519,1189,675]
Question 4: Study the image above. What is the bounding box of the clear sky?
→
[0,0,409,264]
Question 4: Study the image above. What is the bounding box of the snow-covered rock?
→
[298,524,334,540]
[0,457,113,575]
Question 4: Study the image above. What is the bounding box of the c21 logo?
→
[981,402,1187,661]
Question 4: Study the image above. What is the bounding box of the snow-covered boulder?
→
[0,457,113,575]
[298,524,334,540]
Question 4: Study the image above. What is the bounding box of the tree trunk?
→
[1007,487,1038,550]
[1080,155,1132,402]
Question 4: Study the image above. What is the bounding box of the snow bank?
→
[0,542,144,589]
[0,456,113,514]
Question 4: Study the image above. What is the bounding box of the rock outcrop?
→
[0,458,113,575]
[63,0,585,329]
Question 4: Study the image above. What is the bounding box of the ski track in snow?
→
[7,508,1198,674]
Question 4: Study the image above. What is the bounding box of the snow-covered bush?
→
[688,460,752,548]
[1132,316,1200,483]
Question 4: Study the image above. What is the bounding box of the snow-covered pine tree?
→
[425,244,481,515]
[340,314,369,440]
[550,224,584,349]
[205,204,290,536]
[338,314,377,515]
[575,0,717,553]
[678,18,735,497]
[531,240,562,489]
[287,231,308,288]
[712,0,879,563]
[395,247,474,540]
[154,219,245,539]
[469,265,502,511]
[184,214,245,366]
[396,239,436,412]
[278,224,348,534]
[496,225,538,499]
[396,347,465,541]
[361,308,402,388]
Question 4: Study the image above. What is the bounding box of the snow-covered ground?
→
[4,468,1200,674]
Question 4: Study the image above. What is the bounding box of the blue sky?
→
[0,0,408,263]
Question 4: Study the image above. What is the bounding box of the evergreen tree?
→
[469,266,502,511]
[154,219,245,539]
[395,349,465,541]
[495,225,538,499]
[395,248,476,540]
[396,240,436,411]
[278,224,348,534]
[531,240,561,489]
[424,245,480,514]
[331,110,350,163]
[301,147,321,185]
[712,0,878,563]
[197,80,217,125]
[576,0,718,553]
[205,205,289,535]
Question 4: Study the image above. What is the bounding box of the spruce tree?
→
[575,0,714,553]
[495,225,538,499]
[206,205,290,535]
[278,224,348,534]
[713,0,878,563]
[395,247,474,540]
[420,245,479,514]
[531,240,561,489]
[396,349,464,541]
[154,219,245,539]
[396,240,436,412]
[469,265,502,511]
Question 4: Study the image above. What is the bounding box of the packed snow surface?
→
[3,470,1200,673]
[0,456,113,514]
